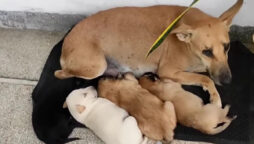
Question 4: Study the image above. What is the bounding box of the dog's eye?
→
[224,43,230,53]
[202,49,213,58]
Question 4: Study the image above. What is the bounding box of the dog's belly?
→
[104,56,157,77]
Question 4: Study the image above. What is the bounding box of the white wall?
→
[0,0,253,26]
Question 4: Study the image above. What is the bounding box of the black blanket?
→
[32,39,254,144]
[32,39,98,144]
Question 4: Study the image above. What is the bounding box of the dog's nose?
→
[219,70,232,84]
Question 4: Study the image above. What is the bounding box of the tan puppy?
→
[55,0,243,107]
[98,73,176,142]
[139,73,236,135]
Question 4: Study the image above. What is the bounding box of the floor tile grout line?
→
[0,77,38,86]
[0,76,38,81]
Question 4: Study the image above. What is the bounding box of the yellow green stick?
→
[146,0,200,58]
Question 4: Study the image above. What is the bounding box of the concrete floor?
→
[0,27,213,144]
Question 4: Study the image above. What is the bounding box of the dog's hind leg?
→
[55,41,107,80]
[204,115,236,135]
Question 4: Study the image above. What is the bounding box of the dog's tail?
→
[205,115,237,135]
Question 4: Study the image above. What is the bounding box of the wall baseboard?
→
[0,10,253,43]
[230,25,254,44]
[0,10,86,31]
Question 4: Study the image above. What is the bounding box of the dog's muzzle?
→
[218,69,232,84]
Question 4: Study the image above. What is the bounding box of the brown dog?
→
[98,73,176,142]
[139,73,236,135]
[55,0,243,107]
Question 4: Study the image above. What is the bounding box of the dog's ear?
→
[63,101,68,108]
[219,0,243,26]
[76,104,86,113]
[171,24,193,43]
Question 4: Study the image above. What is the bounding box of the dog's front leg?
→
[159,71,222,107]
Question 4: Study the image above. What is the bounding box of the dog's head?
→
[64,86,98,121]
[98,73,140,100]
[171,0,243,85]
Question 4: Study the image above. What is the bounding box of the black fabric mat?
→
[32,38,254,144]
[179,41,254,144]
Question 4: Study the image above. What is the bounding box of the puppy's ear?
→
[86,86,98,97]
[76,104,86,113]
[171,24,193,43]
[124,73,137,82]
[63,101,68,108]
[219,0,243,27]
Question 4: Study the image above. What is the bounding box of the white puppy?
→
[64,86,154,144]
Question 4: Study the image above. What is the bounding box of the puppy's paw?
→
[202,85,208,91]
[223,105,230,111]
[124,72,136,81]
[117,73,123,79]
[141,137,157,144]
[54,70,74,79]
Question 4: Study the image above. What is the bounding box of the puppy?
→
[32,39,98,144]
[55,0,243,107]
[98,73,176,142]
[139,73,236,135]
[64,86,156,144]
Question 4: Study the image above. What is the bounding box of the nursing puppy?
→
[32,40,81,144]
[55,0,243,107]
[32,38,99,144]
[98,73,176,142]
[139,73,236,135]
[64,86,155,144]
